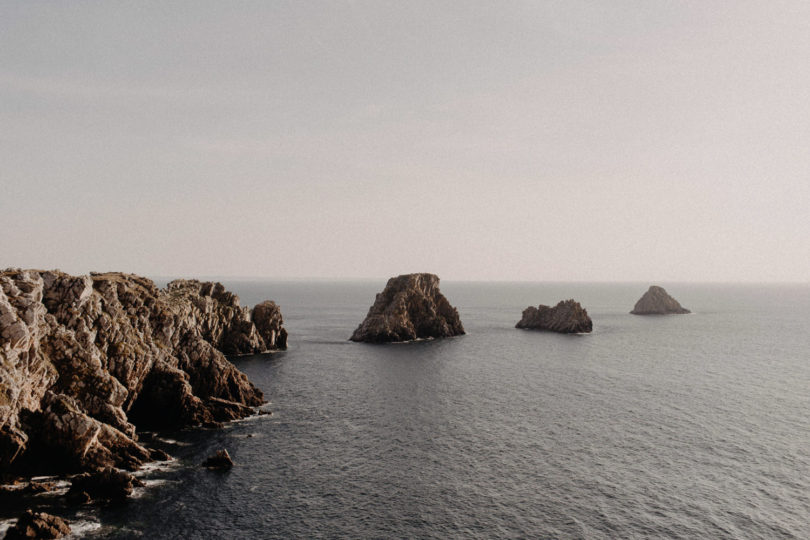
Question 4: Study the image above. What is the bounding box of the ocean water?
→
[4,282,810,539]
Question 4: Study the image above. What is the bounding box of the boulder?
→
[350,274,465,343]
[630,286,690,315]
[4,510,70,539]
[148,448,171,461]
[515,299,593,334]
[202,449,233,470]
[66,467,144,503]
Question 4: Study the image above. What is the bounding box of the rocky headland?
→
[350,273,465,343]
[0,269,286,481]
[515,299,593,334]
[630,286,690,315]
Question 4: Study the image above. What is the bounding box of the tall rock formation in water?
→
[515,299,593,334]
[350,273,465,343]
[0,270,286,475]
[630,286,691,315]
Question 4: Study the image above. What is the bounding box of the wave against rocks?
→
[0,270,286,476]
[350,273,465,343]
[515,299,593,334]
[630,285,690,315]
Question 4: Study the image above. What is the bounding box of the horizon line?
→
[145,275,810,286]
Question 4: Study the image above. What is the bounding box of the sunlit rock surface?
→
[350,273,465,343]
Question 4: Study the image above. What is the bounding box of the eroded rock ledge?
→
[350,273,465,343]
[0,270,286,476]
[515,300,593,334]
[630,285,690,315]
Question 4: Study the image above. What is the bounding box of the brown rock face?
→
[0,269,286,475]
[515,299,593,334]
[4,510,70,539]
[630,286,690,315]
[252,301,288,351]
[350,274,465,343]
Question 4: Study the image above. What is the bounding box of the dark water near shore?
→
[4,282,810,538]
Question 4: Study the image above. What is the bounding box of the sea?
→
[2,281,809,539]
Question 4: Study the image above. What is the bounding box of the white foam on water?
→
[133,458,179,477]
[156,437,190,446]
[68,519,102,537]
[30,475,59,482]
[0,519,14,536]
[132,477,180,497]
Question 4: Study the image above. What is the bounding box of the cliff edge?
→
[350,273,464,343]
[0,270,286,475]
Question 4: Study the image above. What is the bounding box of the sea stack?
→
[515,299,593,334]
[350,273,465,343]
[0,269,286,478]
[630,285,690,315]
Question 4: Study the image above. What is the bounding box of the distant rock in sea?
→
[0,269,286,479]
[350,273,465,343]
[630,285,690,315]
[515,299,593,334]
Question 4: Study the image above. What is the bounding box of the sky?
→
[1,1,809,282]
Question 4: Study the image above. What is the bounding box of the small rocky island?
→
[630,285,690,315]
[0,269,285,489]
[350,273,465,343]
[515,299,593,334]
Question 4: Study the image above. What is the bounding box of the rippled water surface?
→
[11,282,810,538]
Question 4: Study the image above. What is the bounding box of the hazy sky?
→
[2,1,808,282]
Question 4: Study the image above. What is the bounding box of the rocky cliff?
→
[515,300,593,334]
[350,274,465,343]
[0,270,286,475]
[630,286,690,315]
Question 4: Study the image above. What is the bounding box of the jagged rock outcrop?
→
[251,301,288,351]
[630,286,690,315]
[0,269,287,476]
[515,299,593,334]
[4,510,70,539]
[202,449,233,470]
[164,280,288,354]
[350,273,464,343]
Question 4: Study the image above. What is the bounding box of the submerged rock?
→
[0,269,283,476]
[202,449,233,470]
[4,510,70,539]
[350,274,465,343]
[515,300,593,334]
[630,286,690,315]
